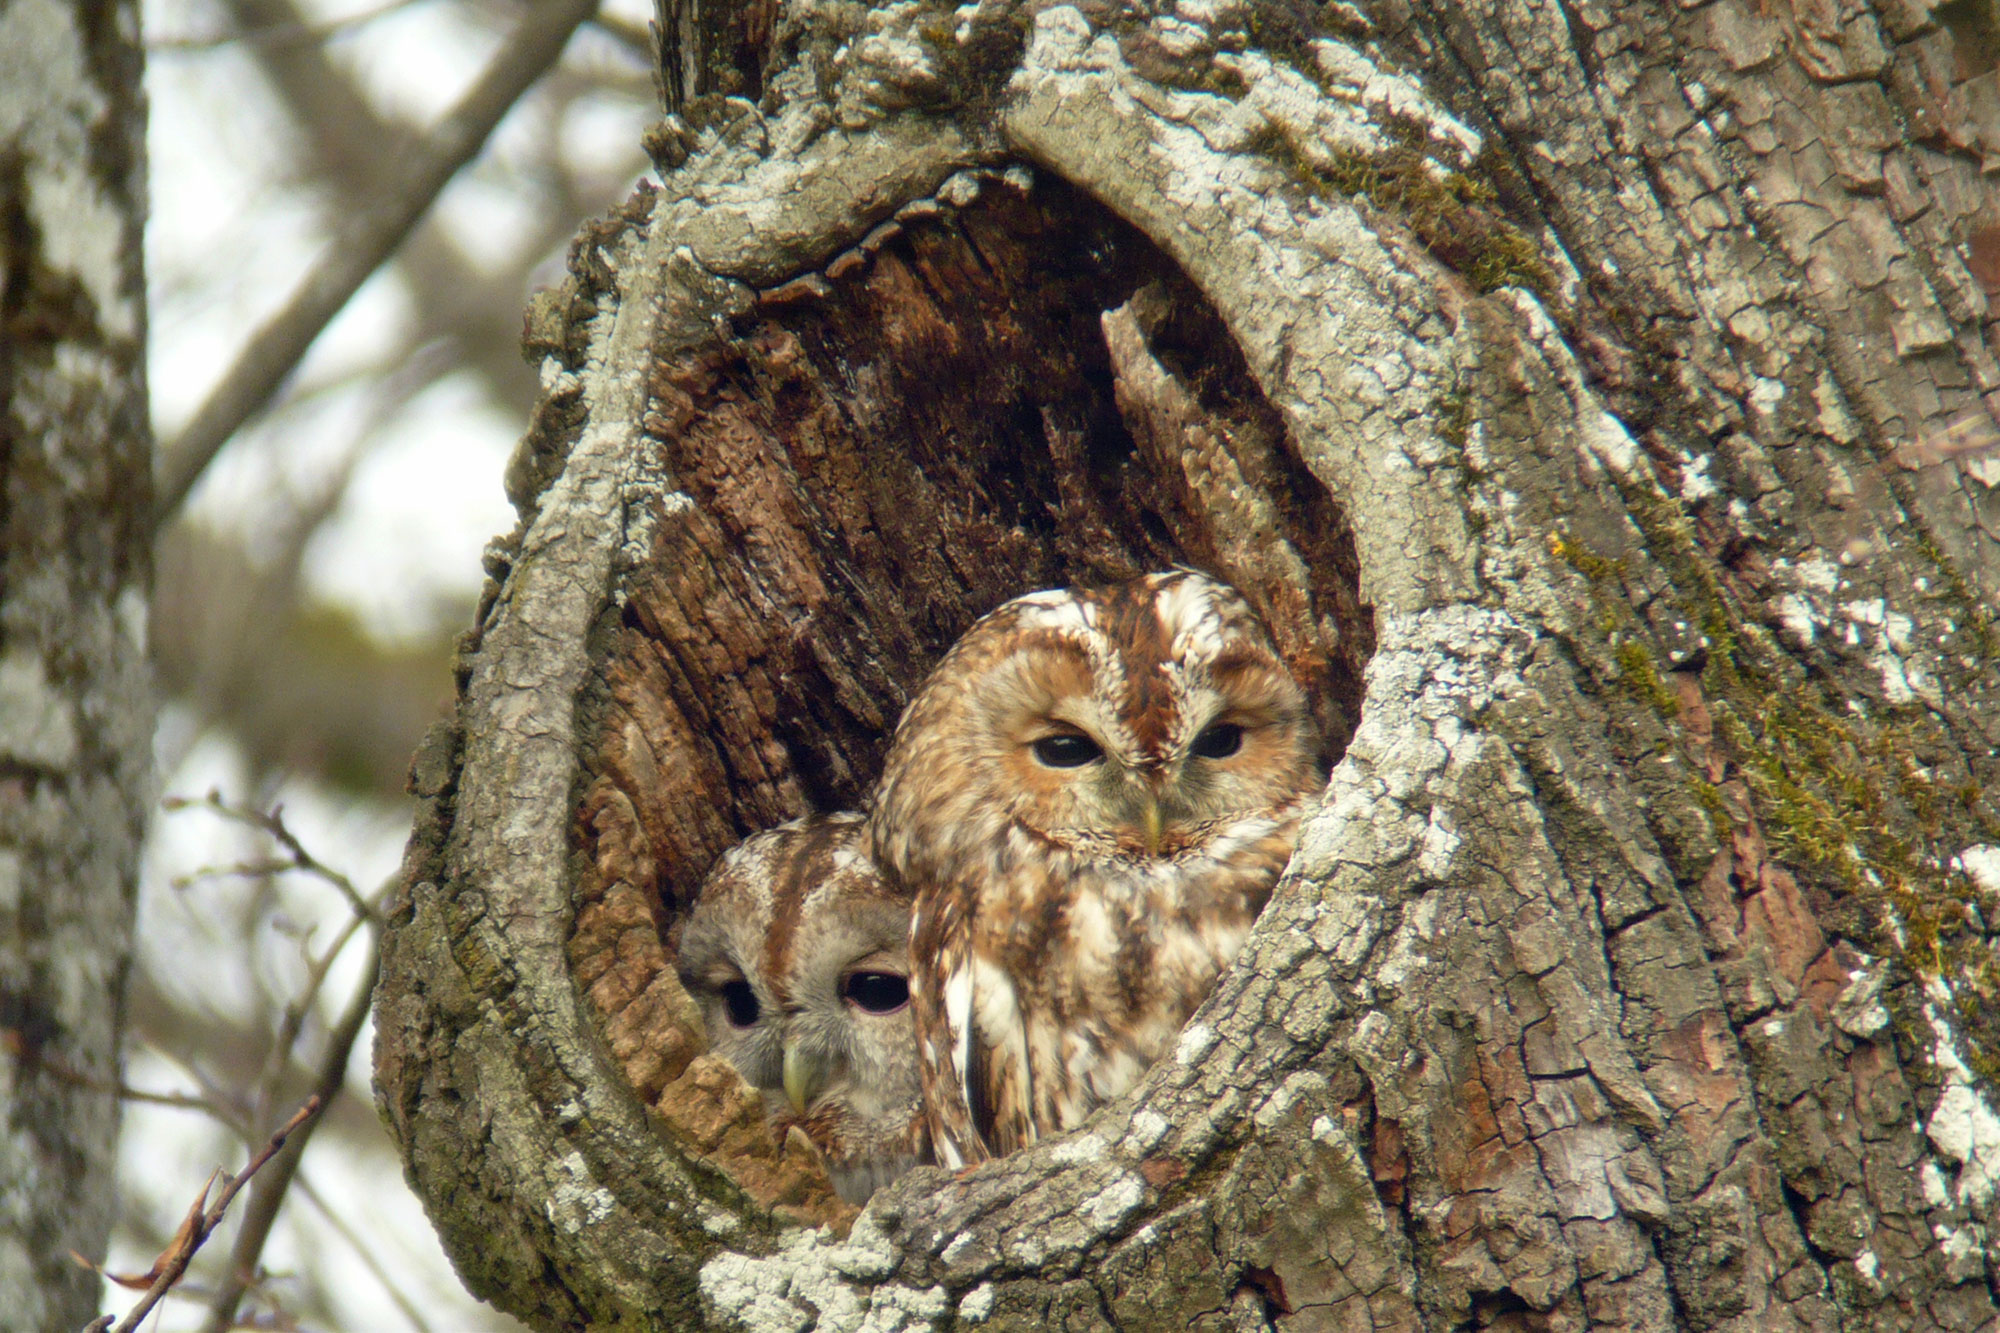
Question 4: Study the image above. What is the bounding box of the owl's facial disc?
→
[987,614,1316,859]
[782,957,910,1113]
[1027,706,1292,856]
[1020,725,1172,855]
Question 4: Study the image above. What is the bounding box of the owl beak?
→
[783,1043,829,1115]
[1139,795,1165,855]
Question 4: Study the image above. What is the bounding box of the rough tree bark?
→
[375,0,2000,1328]
[0,0,152,1326]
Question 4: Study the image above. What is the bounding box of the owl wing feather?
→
[964,952,1036,1158]
[911,890,988,1168]
[912,879,1049,1166]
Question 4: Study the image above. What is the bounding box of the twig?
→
[84,1097,324,1333]
[152,0,603,527]
[247,880,386,1132]
[591,8,656,64]
[199,945,381,1333]
[137,1039,258,1137]
[106,1084,218,1113]
[294,1173,436,1333]
[171,857,320,888]
[150,0,431,51]
[217,0,550,421]
[0,1026,223,1113]
[163,793,376,922]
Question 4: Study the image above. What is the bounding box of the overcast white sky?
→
[109,0,654,1325]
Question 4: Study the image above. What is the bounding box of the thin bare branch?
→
[153,0,603,528]
[0,1027,223,1113]
[84,1097,324,1333]
[198,944,381,1333]
[248,882,387,1128]
[163,793,376,922]
[149,0,431,51]
[591,8,656,64]
[216,0,550,419]
[109,1085,220,1113]
[293,1173,437,1333]
[171,858,318,889]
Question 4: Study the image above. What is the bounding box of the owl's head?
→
[675,814,923,1203]
[872,570,1325,879]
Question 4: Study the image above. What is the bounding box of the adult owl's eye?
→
[1191,722,1244,759]
[1031,732,1103,767]
[721,980,760,1028]
[842,971,910,1013]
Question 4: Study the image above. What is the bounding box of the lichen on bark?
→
[376,0,2000,1328]
[0,0,152,1325]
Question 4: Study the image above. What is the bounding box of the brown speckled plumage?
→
[870,571,1323,1166]
[676,814,926,1202]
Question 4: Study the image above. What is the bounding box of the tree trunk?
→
[373,0,2000,1328]
[0,0,152,1325]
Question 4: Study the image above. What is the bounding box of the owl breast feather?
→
[989,807,1303,1131]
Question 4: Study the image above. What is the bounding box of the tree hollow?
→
[569,170,1375,1223]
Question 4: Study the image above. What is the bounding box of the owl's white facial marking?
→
[1155,573,1233,669]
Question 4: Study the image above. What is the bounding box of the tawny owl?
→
[869,570,1324,1167]
[675,813,926,1203]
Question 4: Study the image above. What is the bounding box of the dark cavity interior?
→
[588,172,1374,929]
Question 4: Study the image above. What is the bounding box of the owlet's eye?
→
[721,980,760,1028]
[841,971,910,1014]
[1031,732,1104,768]
[1191,722,1244,759]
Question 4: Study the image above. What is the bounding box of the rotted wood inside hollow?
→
[568,173,1375,1220]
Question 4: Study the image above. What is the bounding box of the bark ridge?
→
[376,0,2000,1328]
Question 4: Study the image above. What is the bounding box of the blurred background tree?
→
[0,0,150,1327]
[105,0,659,1326]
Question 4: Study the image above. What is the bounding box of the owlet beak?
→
[782,1043,830,1115]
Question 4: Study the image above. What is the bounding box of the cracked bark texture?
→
[0,0,151,1325]
[374,0,2000,1328]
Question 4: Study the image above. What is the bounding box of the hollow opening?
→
[568,169,1374,1216]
